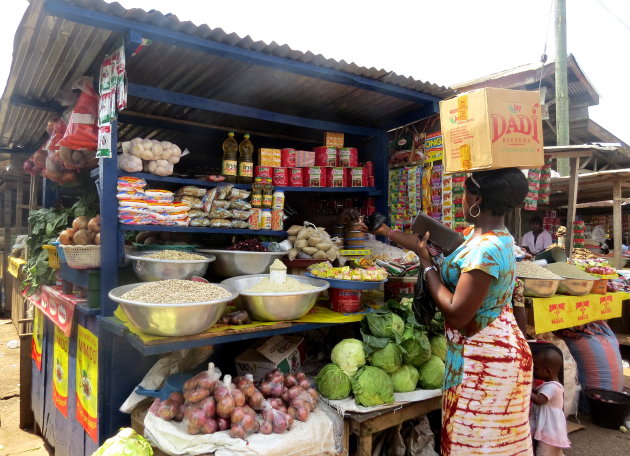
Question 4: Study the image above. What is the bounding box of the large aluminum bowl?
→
[196,249,288,278]
[521,278,560,298]
[220,274,329,321]
[108,282,238,336]
[557,278,595,296]
[126,252,216,282]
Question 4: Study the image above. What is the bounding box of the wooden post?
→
[613,181,623,269]
[565,157,579,258]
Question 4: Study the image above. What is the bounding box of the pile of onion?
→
[59,215,101,245]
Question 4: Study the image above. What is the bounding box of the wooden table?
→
[344,395,442,456]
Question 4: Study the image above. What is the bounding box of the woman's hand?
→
[416,231,432,266]
[339,208,361,224]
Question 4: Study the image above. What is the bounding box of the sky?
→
[1,0,629,144]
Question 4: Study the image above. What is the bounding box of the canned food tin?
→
[272,167,289,186]
[288,168,303,186]
[330,288,361,313]
[281,148,297,167]
[338,147,359,167]
[314,147,338,167]
[254,166,273,179]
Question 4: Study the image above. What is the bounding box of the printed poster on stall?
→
[31,308,43,371]
[76,326,98,443]
[52,326,69,417]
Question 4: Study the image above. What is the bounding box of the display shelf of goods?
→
[106,170,381,194]
[99,316,339,356]
[119,224,288,237]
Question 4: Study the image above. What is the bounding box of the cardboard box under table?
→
[235,335,305,382]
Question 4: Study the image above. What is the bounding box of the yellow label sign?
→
[457,95,469,121]
[531,292,627,334]
[31,309,43,371]
[76,326,98,442]
[53,326,69,417]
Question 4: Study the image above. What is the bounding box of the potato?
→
[307,236,322,247]
[288,236,297,243]
[294,239,308,250]
[313,250,327,260]
[316,242,333,251]
[302,246,318,255]
[287,225,302,236]
[288,248,298,261]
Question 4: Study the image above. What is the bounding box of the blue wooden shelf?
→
[75,303,101,316]
[99,316,340,356]
[59,264,94,289]
[119,224,287,236]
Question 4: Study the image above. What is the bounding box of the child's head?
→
[533,348,563,382]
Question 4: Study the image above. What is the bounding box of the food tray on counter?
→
[304,273,386,290]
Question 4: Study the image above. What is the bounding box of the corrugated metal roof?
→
[0,0,450,155]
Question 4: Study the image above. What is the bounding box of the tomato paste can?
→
[348,167,366,187]
[384,276,417,301]
[314,147,338,167]
[364,160,374,176]
[338,147,359,167]
[272,167,289,186]
[254,166,273,179]
[281,148,297,167]
[330,288,362,313]
[249,208,261,230]
[303,167,325,187]
[271,210,284,231]
[288,168,303,186]
[326,167,347,187]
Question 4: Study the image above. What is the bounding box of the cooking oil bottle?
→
[221,132,238,183]
[238,133,254,184]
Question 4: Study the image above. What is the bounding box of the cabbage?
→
[92,428,153,456]
[390,365,419,392]
[417,355,445,390]
[429,334,447,361]
[351,366,394,407]
[316,363,352,400]
[401,325,432,367]
[366,311,404,339]
[331,338,366,377]
[369,342,402,374]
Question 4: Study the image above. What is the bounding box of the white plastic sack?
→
[119,347,213,413]
[144,406,335,456]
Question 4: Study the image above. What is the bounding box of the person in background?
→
[522,215,553,256]
[530,349,571,456]
[363,168,533,455]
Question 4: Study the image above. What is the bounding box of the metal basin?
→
[196,249,288,278]
[557,279,596,296]
[108,282,238,336]
[220,274,329,321]
[521,278,560,298]
[126,252,215,282]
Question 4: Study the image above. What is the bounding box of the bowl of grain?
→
[516,262,563,298]
[220,274,329,321]
[126,250,216,282]
[108,279,238,336]
[544,263,597,296]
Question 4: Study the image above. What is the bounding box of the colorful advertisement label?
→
[52,326,69,417]
[31,308,43,371]
[76,326,98,443]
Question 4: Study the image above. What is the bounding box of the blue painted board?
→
[42,319,57,447]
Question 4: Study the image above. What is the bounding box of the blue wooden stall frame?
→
[22,2,442,452]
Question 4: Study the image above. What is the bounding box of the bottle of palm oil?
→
[238,133,254,184]
[221,132,238,183]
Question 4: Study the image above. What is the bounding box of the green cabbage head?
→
[390,365,419,392]
[369,341,402,374]
[366,311,404,339]
[429,334,447,361]
[401,325,432,367]
[92,428,153,456]
[417,355,445,390]
[331,338,366,377]
[351,366,394,407]
[316,363,352,400]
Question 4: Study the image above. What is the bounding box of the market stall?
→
[0,1,452,455]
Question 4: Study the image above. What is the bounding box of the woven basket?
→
[61,245,101,270]
[42,245,60,269]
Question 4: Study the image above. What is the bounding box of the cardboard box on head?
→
[440,88,545,173]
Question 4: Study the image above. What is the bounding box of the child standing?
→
[531,349,571,456]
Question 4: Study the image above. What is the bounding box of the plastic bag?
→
[217,185,234,200]
[58,77,99,150]
[230,220,249,229]
[177,186,207,198]
[214,375,245,419]
[230,199,252,211]
[208,207,232,220]
[209,219,231,228]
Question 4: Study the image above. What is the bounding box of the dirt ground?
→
[0,317,629,456]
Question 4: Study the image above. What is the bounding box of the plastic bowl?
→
[557,278,596,296]
[521,278,560,298]
[196,249,288,278]
[220,274,329,321]
[586,388,630,428]
[126,252,216,282]
[108,282,238,336]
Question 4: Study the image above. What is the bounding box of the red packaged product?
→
[288,168,303,187]
[296,150,315,167]
[302,167,326,187]
[326,167,347,188]
[338,148,359,168]
[59,79,99,150]
[330,288,361,313]
[347,167,366,187]
[364,160,374,176]
[314,147,338,167]
[272,167,288,186]
[254,166,273,179]
[281,149,297,167]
